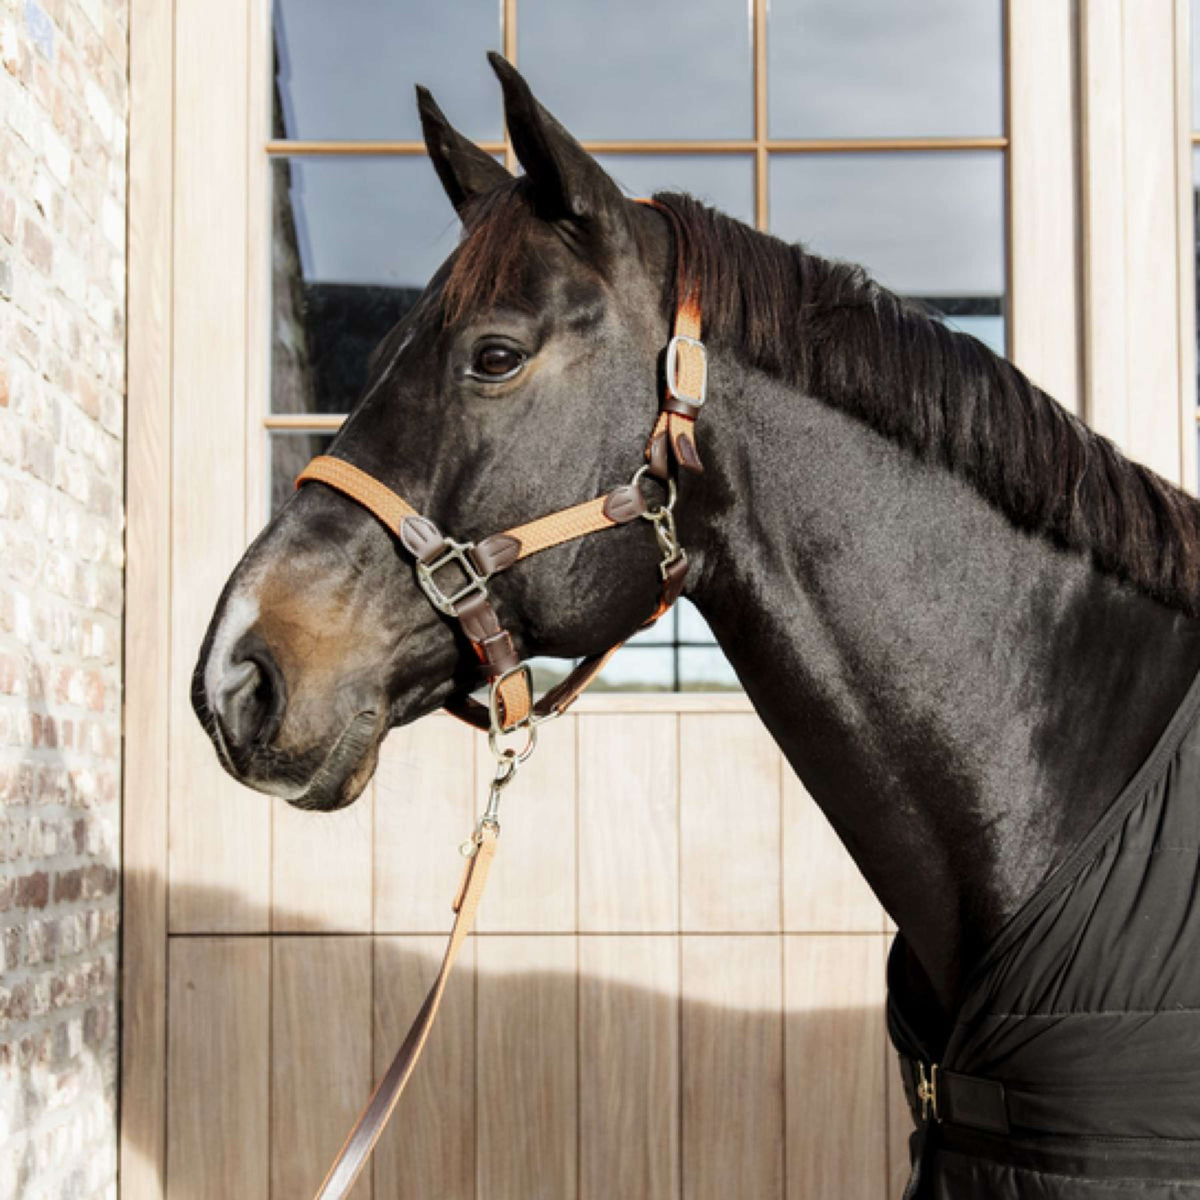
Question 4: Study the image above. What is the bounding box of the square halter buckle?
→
[665,334,708,406]
[415,538,490,616]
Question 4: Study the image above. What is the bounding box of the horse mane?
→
[443,181,1200,617]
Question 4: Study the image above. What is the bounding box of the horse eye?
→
[471,344,524,380]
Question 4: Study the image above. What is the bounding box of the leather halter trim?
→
[294,197,704,734]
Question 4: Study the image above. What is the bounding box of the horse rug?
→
[889,666,1200,1197]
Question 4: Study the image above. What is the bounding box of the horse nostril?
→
[214,647,286,752]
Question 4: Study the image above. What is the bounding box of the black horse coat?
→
[890,667,1200,1197]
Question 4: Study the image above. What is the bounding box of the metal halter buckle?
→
[665,334,708,406]
[415,538,490,616]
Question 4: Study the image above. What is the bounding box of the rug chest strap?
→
[898,1053,1011,1135]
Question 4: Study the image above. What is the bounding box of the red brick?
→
[16,870,50,909]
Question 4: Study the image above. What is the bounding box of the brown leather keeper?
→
[456,594,502,643]
[661,556,689,607]
[478,629,519,677]
[672,425,704,474]
[602,484,648,524]
[662,395,703,419]
[399,515,446,564]
[646,430,670,480]
[472,534,520,576]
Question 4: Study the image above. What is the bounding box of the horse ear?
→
[417,85,511,215]
[487,52,627,231]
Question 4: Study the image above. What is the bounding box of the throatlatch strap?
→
[636,199,706,476]
[313,826,498,1200]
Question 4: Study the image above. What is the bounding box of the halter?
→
[295,198,707,749]
[294,198,708,1199]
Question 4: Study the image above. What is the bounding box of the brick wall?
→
[0,0,126,1196]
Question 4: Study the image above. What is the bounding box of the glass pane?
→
[596,155,755,225]
[591,646,676,691]
[273,0,502,141]
[271,156,463,414]
[270,431,335,515]
[519,0,752,139]
[768,0,1003,138]
[769,152,1007,356]
[679,647,740,691]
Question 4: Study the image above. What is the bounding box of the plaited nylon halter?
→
[295,198,708,1200]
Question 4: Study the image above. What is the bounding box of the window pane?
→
[270,431,335,515]
[519,0,752,139]
[271,156,462,414]
[768,0,1003,138]
[769,152,1007,356]
[590,647,677,691]
[273,0,502,141]
[596,155,755,225]
[679,647,741,691]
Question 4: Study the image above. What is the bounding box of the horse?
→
[192,54,1200,1198]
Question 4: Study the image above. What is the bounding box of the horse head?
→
[192,56,690,810]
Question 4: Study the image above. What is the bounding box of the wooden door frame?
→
[120,2,1164,1193]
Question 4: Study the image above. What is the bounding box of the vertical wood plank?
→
[782,773,882,933]
[477,716,576,932]
[681,936,783,1200]
[167,939,269,1199]
[121,0,173,1188]
[1174,0,1197,493]
[373,937,476,1200]
[168,0,267,933]
[272,792,374,931]
[477,936,577,1200]
[680,714,781,931]
[1008,0,1081,412]
[783,936,888,1200]
[271,939,373,1199]
[579,936,680,1200]
[578,714,679,932]
[1081,0,1130,444]
[243,0,272,537]
[1122,0,1184,481]
[373,716,474,932]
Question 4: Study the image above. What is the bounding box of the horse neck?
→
[685,356,1200,1014]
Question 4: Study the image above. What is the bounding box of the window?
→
[265,0,1007,691]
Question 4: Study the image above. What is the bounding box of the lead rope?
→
[311,741,519,1200]
[304,198,705,1199]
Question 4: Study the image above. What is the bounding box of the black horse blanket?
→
[889,668,1200,1197]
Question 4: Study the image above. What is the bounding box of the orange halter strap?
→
[294,197,706,738]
